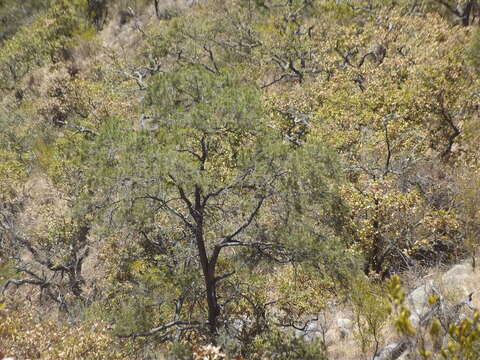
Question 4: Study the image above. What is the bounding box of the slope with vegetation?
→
[1,0,480,359]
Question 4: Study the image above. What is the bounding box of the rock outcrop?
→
[374,261,477,360]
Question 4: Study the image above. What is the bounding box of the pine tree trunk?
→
[193,187,219,338]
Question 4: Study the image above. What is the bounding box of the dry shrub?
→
[0,301,135,359]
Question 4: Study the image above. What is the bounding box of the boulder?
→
[442,264,472,289]
[374,342,409,360]
[407,280,434,316]
[337,318,353,339]
[293,320,320,341]
[303,321,320,342]
[374,343,398,360]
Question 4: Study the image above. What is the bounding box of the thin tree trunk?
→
[154,0,160,18]
[196,229,219,336]
[193,186,219,337]
[462,0,474,26]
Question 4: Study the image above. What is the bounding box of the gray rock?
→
[374,343,409,360]
[407,280,434,316]
[374,343,398,360]
[398,352,412,360]
[408,313,420,327]
[442,264,472,287]
[303,321,320,342]
[337,318,353,339]
[294,320,321,342]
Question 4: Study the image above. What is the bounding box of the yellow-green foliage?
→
[0,115,29,196]
[466,27,480,71]
[388,276,480,359]
[388,275,416,337]
[350,276,391,354]
[0,302,135,359]
[0,0,51,43]
[441,312,480,359]
[0,0,90,86]
[2,0,480,358]
[273,265,331,320]
[250,328,327,360]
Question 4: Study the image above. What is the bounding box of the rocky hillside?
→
[1,0,480,359]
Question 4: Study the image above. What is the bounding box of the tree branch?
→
[2,278,48,294]
[203,168,253,205]
[204,45,219,74]
[382,117,392,176]
[118,320,205,338]
[357,51,375,68]
[223,196,265,243]
[210,196,266,268]
[214,270,235,284]
[143,193,195,230]
[433,0,462,17]
[438,96,460,159]
[261,73,292,89]
[54,120,99,137]
[175,50,218,75]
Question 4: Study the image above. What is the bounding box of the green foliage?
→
[82,63,350,343]
[2,0,480,357]
[441,312,480,359]
[250,328,327,360]
[0,0,91,87]
[0,263,17,287]
[157,7,182,20]
[168,342,195,360]
[0,302,136,359]
[0,0,51,43]
[387,275,480,359]
[0,113,29,201]
[466,27,480,72]
[387,275,416,337]
[350,276,391,355]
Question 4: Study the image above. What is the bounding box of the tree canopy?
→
[1,0,480,359]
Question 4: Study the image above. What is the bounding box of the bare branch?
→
[209,196,266,268]
[176,185,197,220]
[439,102,460,159]
[211,39,260,50]
[334,47,356,67]
[143,193,195,230]
[54,120,99,137]
[276,315,319,331]
[433,0,462,17]
[222,196,265,243]
[357,51,375,68]
[288,59,303,82]
[261,73,292,89]
[352,75,365,91]
[118,320,205,338]
[176,148,203,162]
[203,168,253,204]
[3,278,48,294]
[175,50,219,75]
[204,45,219,74]
[382,117,392,176]
[214,270,235,284]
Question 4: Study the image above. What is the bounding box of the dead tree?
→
[0,202,91,312]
